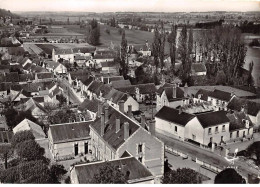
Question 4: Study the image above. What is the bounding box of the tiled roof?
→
[78,98,103,113]
[111,80,131,89]
[0,82,11,92]
[117,83,157,95]
[54,48,73,55]
[23,98,47,113]
[5,72,19,82]
[23,63,32,70]
[88,80,103,93]
[74,157,153,184]
[73,47,96,54]
[195,89,212,101]
[69,70,90,81]
[36,72,54,79]
[226,111,253,132]
[82,76,94,87]
[155,106,195,126]
[157,83,175,95]
[93,54,114,59]
[104,88,127,104]
[20,97,44,104]
[91,105,140,150]
[45,60,60,70]
[94,84,113,96]
[100,61,117,67]
[196,111,230,128]
[209,89,233,102]
[49,121,92,144]
[227,96,260,117]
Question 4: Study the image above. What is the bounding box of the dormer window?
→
[138,143,143,153]
[222,125,225,132]
[215,127,219,133]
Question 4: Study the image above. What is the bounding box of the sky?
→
[0,0,259,12]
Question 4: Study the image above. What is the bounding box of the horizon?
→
[1,0,259,12]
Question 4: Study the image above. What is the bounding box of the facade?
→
[44,60,67,74]
[48,121,93,160]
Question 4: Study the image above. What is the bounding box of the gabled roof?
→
[13,118,45,140]
[195,89,212,101]
[23,98,47,113]
[164,87,185,101]
[82,76,94,87]
[73,47,96,54]
[209,89,233,102]
[94,83,113,96]
[155,106,195,126]
[104,88,127,104]
[20,97,44,104]
[78,98,103,113]
[49,121,92,144]
[91,105,140,150]
[74,157,153,184]
[157,83,175,95]
[69,70,90,81]
[45,60,60,70]
[23,63,32,70]
[226,111,253,132]
[88,80,103,93]
[117,83,157,95]
[36,72,54,79]
[196,110,230,128]
[227,96,260,117]
[111,80,131,89]
[5,72,19,82]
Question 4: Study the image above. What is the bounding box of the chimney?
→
[148,120,155,136]
[101,113,105,136]
[116,118,120,133]
[119,100,124,113]
[97,101,102,117]
[141,114,146,128]
[173,84,177,98]
[184,83,188,97]
[179,107,182,114]
[124,122,129,140]
[104,106,109,123]
[127,105,132,118]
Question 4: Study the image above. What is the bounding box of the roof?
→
[100,61,117,67]
[0,131,13,143]
[36,72,54,79]
[91,105,140,150]
[111,80,131,89]
[88,80,103,93]
[20,97,44,104]
[49,121,92,144]
[45,60,60,70]
[23,98,47,113]
[117,83,157,95]
[227,96,260,117]
[74,157,153,183]
[164,87,185,101]
[19,73,35,82]
[155,106,195,126]
[226,111,254,132]
[82,76,94,87]
[196,110,230,128]
[54,48,73,55]
[195,89,212,101]
[102,76,124,84]
[133,43,151,52]
[78,98,103,113]
[13,119,45,140]
[191,63,207,73]
[209,89,233,102]
[93,54,114,59]
[73,47,96,54]
[157,83,175,95]
[104,88,127,104]
[5,72,19,82]
[69,70,90,81]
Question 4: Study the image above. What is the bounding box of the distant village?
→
[0,10,260,184]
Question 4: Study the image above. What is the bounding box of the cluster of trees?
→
[214,168,245,184]
[85,19,100,46]
[195,19,224,29]
[249,39,260,47]
[239,21,260,34]
[0,131,67,183]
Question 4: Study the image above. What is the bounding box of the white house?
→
[44,60,67,74]
[191,63,207,76]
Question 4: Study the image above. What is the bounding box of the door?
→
[74,143,78,156]
[84,142,88,154]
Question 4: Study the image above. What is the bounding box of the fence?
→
[165,145,222,174]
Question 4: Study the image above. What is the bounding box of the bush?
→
[105,28,110,35]
[11,130,35,148]
[16,140,45,161]
[65,176,71,184]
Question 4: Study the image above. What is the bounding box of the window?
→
[243,131,246,137]
[248,129,250,135]
[138,156,143,163]
[222,125,225,132]
[138,144,143,153]
[84,142,88,154]
[192,134,196,141]
[175,126,177,132]
[236,131,239,138]
[215,127,219,133]
[74,143,78,156]
[209,137,212,142]
[221,136,224,142]
[230,132,232,139]
[208,128,212,135]
[216,99,219,105]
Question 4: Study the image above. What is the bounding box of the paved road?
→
[57,77,82,104]
[156,132,260,179]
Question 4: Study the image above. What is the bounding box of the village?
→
[0,6,260,184]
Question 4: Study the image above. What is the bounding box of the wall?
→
[117,127,164,177]
[124,96,139,112]
[70,167,79,184]
[155,117,185,141]
[184,117,205,145]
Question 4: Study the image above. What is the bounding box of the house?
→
[208,89,235,110]
[68,70,90,87]
[81,76,95,93]
[90,105,164,177]
[191,63,207,76]
[227,96,260,127]
[86,80,104,100]
[48,120,93,160]
[44,60,67,74]
[52,48,74,63]
[78,98,104,120]
[70,157,154,184]
[13,118,46,140]
[110,79,131,89]
[132,42,152,57]
[117,83,157,103]
[100,61,118,74]
[18,57,32,67]
[35,72,54,82]
[5,72,20,83]
[18,98,47,119]
[74,55,91,67]
[101,75,124,84]
[0,83,9,99]
[156,84,188,111]
[0,115,8,131]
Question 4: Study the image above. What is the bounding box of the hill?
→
[0,8,19,18]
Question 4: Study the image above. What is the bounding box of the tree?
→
[0,144,13,169]
[248,61,254,86]
[86,19,100,46]
[47,108,77,124]
[246,141,260,166]
[162,168,202,184]
[152,22,166,73]
[168,24,177,72]
[49,164,67,183]
[56,94,67,106]
[16,140,45,161]
[11,130,35,148]
[119,29,129,79]
[214,168,245,184]
[91,162,127,184]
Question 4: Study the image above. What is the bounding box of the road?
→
[57,77,82,105]
[156,132,260,179]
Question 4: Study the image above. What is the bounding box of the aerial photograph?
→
[0,0,259,184]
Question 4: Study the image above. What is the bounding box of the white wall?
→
[124,96,139,112]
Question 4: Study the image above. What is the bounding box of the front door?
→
[74,143,78,156]
[84,142,88,154]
